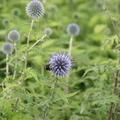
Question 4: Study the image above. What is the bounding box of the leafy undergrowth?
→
[0,0,120,120]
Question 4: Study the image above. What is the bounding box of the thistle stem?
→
[6,54,9,78]
[42,78,58,120]
[25,19,34,69]
[28,34,47,51]
[65,36,74,94]
[68,35,74,56]
[104,2,120,120]
[13,43,17,79]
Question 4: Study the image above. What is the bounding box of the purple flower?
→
[67,23,80,36]
[8,30,20,42]
[2,42,13,55]
[48,52,72,77]
[26,0,45,19]
[44,27,53,36]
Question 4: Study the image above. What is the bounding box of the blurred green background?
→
[0,0,120,120]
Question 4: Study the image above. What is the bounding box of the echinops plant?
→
[2,42,13,78]
[8,30,20,79]
[25,0,45,69]
[48,52,71,77]
[1,0,119,120]
[8,30,20,42]
[67,23,80,56]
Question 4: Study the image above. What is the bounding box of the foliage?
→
[0,0,120,120]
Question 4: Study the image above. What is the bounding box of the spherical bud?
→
[2,42,13,55]
[42,0,46,3]
[12,8,21,16]
[44,28,52,36]
[2,19,9,27]
[8,30,20,42]
[67,23,80,36]
[48,52,72,77]
[26,0,45,19]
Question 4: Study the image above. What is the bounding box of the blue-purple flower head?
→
[48,52,72,77]
[67,23,80,36]
[44,28,53,36]
[26,0,45,19]
[8,30,20,42]
[2,42,13,55]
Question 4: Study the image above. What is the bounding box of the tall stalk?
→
[64,35,74,94]
[6,54,9,78]
[13,43,17,79]
[42,78,58,120]
[28,34,47,51]
[103,1,120,120]
[68,35,74,56]
[25,19,34,69]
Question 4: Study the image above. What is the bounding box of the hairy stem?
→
[13,98,19,112]
[64,36,74,95]
[104,3,120,120]
[13,43,17,79]
[6,54,9,78]
[25,19,34,69]
[42,78,58,120]
[68,35,74,56]
[28,34,47,51]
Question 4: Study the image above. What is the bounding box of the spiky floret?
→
[67,23,80,36]
[48,52,71,77]
[26,0,45,19]
[2,42,13,55]
[8,30,20,42]
[44,28,52,36]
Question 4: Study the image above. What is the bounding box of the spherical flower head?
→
[12,8,21,16]
[26,0,45,19]
[44,28,53,36]
[67,23,80,36]
[2,19,9,27]
[2,42,13,55]
[8,30,20,42]
[42,0,46,3]
[48,52,72,77]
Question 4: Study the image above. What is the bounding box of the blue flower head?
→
[2,42,13,55]
[26,0,45,19]
[48,52,72,77]
[67,23,80,36]
[8,30,20,42]
[44,28,53,36]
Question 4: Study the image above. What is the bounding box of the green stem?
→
[68,35,74,56]
[6,54,9,78]
[25,19,34,69]
[42,78,58,120]
[28,34,47,51]
[13,43,17,79]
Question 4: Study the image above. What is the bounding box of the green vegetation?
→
[0,0,120,120]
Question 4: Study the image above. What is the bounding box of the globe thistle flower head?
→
[12,8,21,16]
[26,0,45,19]
[2,19,9,27]
[44,28,53,36]
[48,4,57,12]
[8,30,20,42]
[2,42,13,55]
[42,0,46,3]
[48,52,72,77]
[67,23,80,36]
